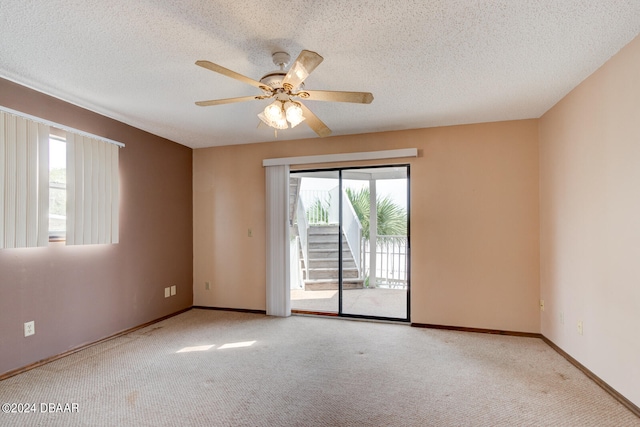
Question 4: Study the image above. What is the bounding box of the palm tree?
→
[345,187,406,239]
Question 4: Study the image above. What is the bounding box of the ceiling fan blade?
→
[195,95,261,107]
[196,60,266,89]
[302,90,374,104]
[299,102,331,137]
[282,50,324,90]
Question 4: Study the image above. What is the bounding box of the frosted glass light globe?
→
[285,102,305,127]
[264,102,283,122]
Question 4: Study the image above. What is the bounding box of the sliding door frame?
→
[291,163,411,322]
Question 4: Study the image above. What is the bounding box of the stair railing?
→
[296,198,310,280]
[340,189,363,275]
[317,186,363,276]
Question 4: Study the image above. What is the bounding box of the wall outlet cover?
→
[170,285,176,296]
[164,287,170,298]
[24,321,35,337]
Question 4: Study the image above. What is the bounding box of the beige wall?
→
[540,34,640,407]
[193,120,540,332]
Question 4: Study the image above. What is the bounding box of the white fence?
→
[361,236,408,289]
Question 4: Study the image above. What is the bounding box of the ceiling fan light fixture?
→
[274,117,289,129]
[264,101,284,122]
[258,112,288,129]
[288,115,306,128]
[285,101,305,127]
[285,101,303,119]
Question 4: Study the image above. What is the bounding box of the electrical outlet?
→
[205,281,211,290]
[164,287,170,298]
[577,320,583,335]
[560,311,564,325]
[170,285,176,296]
[248,228,252,237]
[24,321,35,337]
[539,300,545,311]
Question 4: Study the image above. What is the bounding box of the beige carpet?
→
[0,309,638,426]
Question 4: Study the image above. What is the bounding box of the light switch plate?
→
[577,320,583,335]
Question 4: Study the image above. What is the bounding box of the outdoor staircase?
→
[302,225,364,291]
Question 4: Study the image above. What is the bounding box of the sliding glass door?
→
[341,167,409,319]
[289,170,340,314]
[289,165,409,321]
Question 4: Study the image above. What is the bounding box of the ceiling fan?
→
[195,50,374,137]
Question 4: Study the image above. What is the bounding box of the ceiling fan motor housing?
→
[258,51,305,94]
[259,71,304,94]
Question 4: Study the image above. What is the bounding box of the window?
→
[48,130,121,245]
[49,135,66,241]
[1,107,122,248]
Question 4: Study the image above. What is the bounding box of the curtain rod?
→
[263,148,417,167]
[0,105,125,148]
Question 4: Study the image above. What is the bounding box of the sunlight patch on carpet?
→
[176,345,215,353]
[218,341,256,350]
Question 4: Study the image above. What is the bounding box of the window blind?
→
[66,133,119,245]
[265,164,290,317]
[0,111,50,248]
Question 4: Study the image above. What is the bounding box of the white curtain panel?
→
[0,111,49,248]
[265,164,290,317]
[66,133,119,245]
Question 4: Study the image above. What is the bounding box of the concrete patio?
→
[291,287,408,319]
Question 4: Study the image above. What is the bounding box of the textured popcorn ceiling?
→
[1,1,639,148]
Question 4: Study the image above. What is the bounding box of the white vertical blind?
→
[15,117,28,247]
[110,144,119,244]
[36,122,49,247]
[66,133,119,245]
[0,111,49,248]
[265,164,290,317]
[5,114,18,246]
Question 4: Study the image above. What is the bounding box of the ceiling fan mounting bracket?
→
[271,51,291,69]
